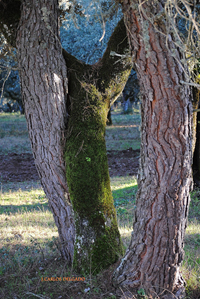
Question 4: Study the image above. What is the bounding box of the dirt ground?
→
[0,148,140,182]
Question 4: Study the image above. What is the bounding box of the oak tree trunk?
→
[113,2,193,298]
[63,19,132,274]
[16,0,75,264]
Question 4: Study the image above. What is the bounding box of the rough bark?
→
[16,0,75,264]
[63,19,132,274]
[113,1,193,298]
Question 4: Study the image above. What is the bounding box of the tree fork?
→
[63,19,132,274]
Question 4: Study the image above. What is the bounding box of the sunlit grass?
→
[111,176,137,190]
[0,111,25,122]
[105,107,141,151]
[0,112,28,136]
[0,185,58,247]
[0,110,200,298]
[110,176,137,249]
[1,182,200,298]
[0,178,136,250]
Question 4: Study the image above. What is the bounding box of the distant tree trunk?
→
[16,0,75,264]
[63,19,132,274]
[107,108,112,125]
[192,88,200,156]
[113,2,193,298]
[193,87,200,180]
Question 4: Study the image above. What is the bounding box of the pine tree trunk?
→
[113,2,193,298]
[16,0,75,264]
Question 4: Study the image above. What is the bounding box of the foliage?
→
[0,0,122,110]
[60,0,122,64]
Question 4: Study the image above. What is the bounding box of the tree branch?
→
[62,18,132,107]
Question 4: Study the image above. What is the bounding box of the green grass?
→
[111,176,138,250]
[1,179,200,298]
[0,108,141,154]
[0,109,200,298]
[0,112,28,137]
[105,108,141,151]
[0,112,31,154]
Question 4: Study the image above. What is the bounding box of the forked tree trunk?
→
[63,19,132,274]
[113,2,193,298]
[16,0,75,264]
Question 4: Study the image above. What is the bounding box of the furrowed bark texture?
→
[113,2,193,298]
[16,0,75,264]
[63,19,132,274]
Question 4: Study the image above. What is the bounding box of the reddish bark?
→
[113,2,193,298]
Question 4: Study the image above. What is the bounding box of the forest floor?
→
[0,108,200,299]
[0,107,141,183]
[0,148,140,183]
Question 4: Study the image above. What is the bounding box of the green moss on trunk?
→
[65,83,124,274]
[63,19,132,274]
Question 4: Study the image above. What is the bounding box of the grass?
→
[105,107,141,151]
[0,108,200,298]
[0,112,31,155]
[0,108,141,154]
[0,112,28,137]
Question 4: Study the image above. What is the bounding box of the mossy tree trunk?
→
[113,2,193,298]
[63,19,132,274]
